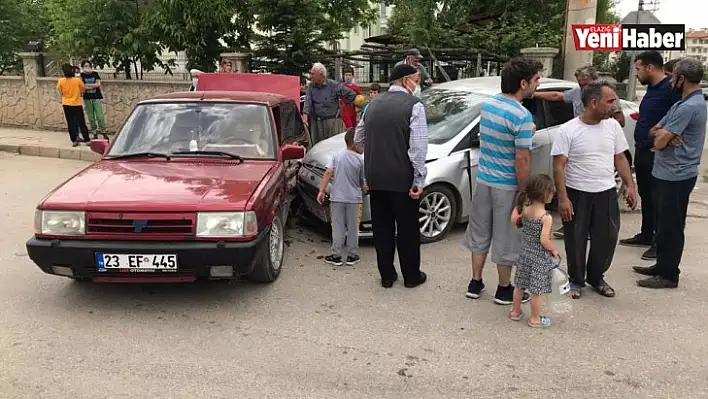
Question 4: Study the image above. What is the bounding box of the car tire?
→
[247,213,285,283]
[419,184,457,244]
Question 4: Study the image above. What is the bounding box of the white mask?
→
[413,84,421,98]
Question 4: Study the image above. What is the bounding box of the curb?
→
[0,143,100,162]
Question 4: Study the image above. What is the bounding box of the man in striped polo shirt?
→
[463,58,541,304]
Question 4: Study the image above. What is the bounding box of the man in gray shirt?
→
[395,48,433,89]
[633,58,708,289]
[302,62,356,145]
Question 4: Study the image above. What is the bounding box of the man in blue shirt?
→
[633,58,708,289]
[619,51,680,261]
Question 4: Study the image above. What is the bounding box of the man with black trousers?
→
[634,58,707,289]
[354,64,428,288]
[619,51,680,261]
[552,80,637,299]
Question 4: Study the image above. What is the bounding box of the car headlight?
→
[35,209,86,236]
[196,212,258,237]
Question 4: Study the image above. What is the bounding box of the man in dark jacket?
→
[354,64,428,289]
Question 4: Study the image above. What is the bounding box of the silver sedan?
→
[296,77,638,243]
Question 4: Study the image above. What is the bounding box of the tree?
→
[144,0,254,72]
[45,0,172,79]
[250,0,377,76]
[0,0,51,74]
[610,52,631,82]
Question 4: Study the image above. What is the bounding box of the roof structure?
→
[145,91,290,106]
[687,30,708,39]
[619,10,661,24]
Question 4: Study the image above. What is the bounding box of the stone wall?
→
[0,53,191,132]
[0,53,394,132]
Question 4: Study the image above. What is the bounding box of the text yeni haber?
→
[572,24,685,51]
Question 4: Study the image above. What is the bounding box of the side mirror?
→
[89,139,109,155]
[281,144,305,160]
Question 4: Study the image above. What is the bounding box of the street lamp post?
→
[625,0,643,101]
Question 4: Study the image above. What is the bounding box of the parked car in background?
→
[26,74,309,283]
[298,76,638,243]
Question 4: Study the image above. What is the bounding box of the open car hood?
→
[197,73,301,110]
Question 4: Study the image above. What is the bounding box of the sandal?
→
[509,311,523,321]
[528,316,552,328]
[570,288,582,299]
[591,282,616,298]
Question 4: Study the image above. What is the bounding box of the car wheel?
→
[419,185,457,243]
[247,214,285,283]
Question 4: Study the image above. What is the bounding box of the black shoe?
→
[641,246,656,261]
[346,255,360,265]
[493,284,529,305]
[553,227,564,239]
[619,234,653,247]
[637,276,678,289]
[324,255,343,266]
[72,142,80,147]
[632,264,657,276]
[381,272,398,288]
[92,133,99,140]
[465,279,484,299]
[404,271,427,288]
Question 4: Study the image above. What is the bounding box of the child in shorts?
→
[317,128,367,266]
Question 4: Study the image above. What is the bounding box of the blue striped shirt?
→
[477,94,534,190]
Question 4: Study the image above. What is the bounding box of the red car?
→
[26,73,309,283]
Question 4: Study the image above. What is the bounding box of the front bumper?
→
[296,171,373,238]
[26,228,270,282]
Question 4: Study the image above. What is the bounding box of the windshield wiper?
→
[106,152,171,160]
[171,150,242,161]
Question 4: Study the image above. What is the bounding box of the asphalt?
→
[1,152,708,398]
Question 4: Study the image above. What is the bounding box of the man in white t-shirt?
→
[551,80,637,299]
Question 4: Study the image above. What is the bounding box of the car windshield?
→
[107,102,275,159]
[422,88,488,145]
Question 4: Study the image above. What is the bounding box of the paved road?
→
[1,153,708,398]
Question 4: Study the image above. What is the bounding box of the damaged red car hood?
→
[40,160,276,212]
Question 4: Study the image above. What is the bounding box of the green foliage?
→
[250,0,377,76]
[144,0,253,72]
[0,0,51,74]
[387,0,566,55]
[610,52,632,82]
[45,0,172,79]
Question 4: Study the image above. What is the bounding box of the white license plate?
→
[96,253,178,272]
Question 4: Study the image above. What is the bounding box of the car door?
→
[527,92,575,177]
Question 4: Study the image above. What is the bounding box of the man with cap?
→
[395,48,433,89]
[354,63,428,289]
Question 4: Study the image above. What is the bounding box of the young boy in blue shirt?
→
[317,128,367,265]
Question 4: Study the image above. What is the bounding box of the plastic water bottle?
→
[189,139,198,152]
[547,255,573,317]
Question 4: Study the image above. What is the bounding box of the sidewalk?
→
[0,127,100,162]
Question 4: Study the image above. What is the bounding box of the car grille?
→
[86,212,196,236]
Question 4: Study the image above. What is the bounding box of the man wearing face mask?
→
[633,58,707,289]
[80,60,108,140]
[354,63,428,289]
[340,66,361,129]
[189,69,202,91]
[395,48,433,90]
